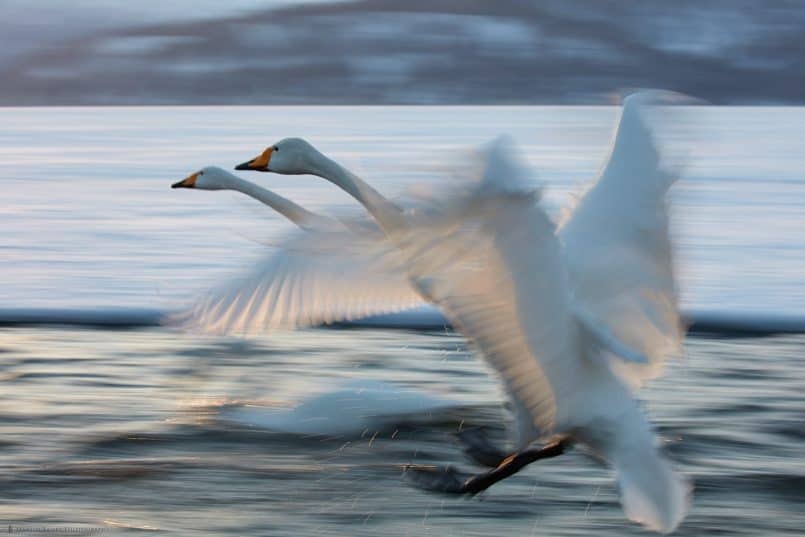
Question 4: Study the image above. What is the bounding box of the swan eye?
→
[274,146,279,152]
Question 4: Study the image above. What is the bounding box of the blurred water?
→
[1,107,805,535]
[1,328,804,535]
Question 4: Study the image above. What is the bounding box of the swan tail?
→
[613,442,691,534]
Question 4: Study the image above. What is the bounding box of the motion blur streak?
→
[1,105,805,534]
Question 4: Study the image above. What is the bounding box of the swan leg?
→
[455,427,509,467]
[406,439,570,495]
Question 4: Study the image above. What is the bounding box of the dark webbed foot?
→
[455,427,509,468]
[406,438,571,495]
[404,464,478,494]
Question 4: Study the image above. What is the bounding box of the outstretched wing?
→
[176,226,422,334]
[398,142,583,448]
[560,92,686,386]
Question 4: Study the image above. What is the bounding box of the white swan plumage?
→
[212,93,684,381]
[171,166,421,332]
[559,91,685,387]
[224,91,691,533]
[394,139,689,533]
[219,379,455,436]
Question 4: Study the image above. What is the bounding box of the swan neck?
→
[307,152,403,232]
[227,176,320,229]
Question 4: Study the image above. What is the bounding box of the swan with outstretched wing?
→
[226,92,691,533]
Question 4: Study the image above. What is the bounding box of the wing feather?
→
[400,190,581,447]
[560,92,686,385]
[178,227,423,334]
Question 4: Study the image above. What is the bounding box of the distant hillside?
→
[3,0,804,105]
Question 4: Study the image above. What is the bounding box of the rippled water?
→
[1,107,805,535]
[2,328,804,535]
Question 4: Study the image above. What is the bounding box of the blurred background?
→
[3,0,805,105]
[2,2,805,536]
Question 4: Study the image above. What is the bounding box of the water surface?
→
[1,106,804,535]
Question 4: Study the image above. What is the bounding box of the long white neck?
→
[304,150,405,234]
[225,175,330,231]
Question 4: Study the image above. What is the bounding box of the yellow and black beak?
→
[172,171,200,189]
[235,147,273,172]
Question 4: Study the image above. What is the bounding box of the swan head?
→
[172,166,238,190]
[234,138,320,175]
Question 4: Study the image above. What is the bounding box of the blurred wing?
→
[400,143,581,446]
[574,306,650,365]
[180,227,423,334]
[560,92,685,385]
[401,135,538,211]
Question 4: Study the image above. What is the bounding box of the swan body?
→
[396,174,689,533]
[228,92,690,532]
